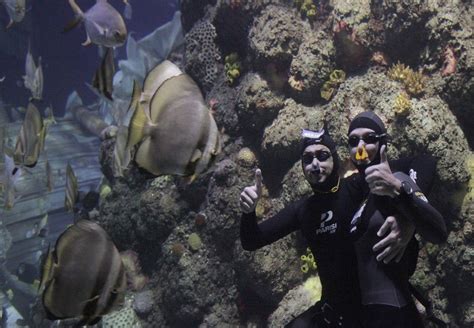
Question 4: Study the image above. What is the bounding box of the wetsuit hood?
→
[301,128,340,193]
[348,111,388,175]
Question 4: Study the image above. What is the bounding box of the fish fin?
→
[68,0,84,17]
[124,2,132,20]
[182,174,197,185]
[126,82,148,149]
[190,149,202,163]
[62,16,82,33]
[38,244,55,292]
[82,35,92,46]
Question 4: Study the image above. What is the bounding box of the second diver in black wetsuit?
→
[345,111,448,328]
[239,128,419,327]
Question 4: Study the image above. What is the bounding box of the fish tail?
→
[63,0,84,33]
[68,0,84,17]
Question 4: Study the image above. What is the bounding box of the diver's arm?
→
[240,201,301,251]
[392,172,447,244]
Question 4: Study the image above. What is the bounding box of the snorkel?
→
[348,111,388,175]
[301,128,341,193]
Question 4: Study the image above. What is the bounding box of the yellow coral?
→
[320,81,335,100]
[237,147,257,167]
[225,52,242,85]
[404,70,425,96]
[300,247,317,273]
[329,69,346,84]
[394,92,411,116]
[388,62,425,97]
[388,62,411,82]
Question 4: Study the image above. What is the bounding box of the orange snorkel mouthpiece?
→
[355,145,369,161]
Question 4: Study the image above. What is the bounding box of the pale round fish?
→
[135,74,211,176]
[127,60,221,179]
[69,0,127,48]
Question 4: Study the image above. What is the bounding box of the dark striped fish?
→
[40,220,126,325]
[92,47,115,101]
[64,163,78,212]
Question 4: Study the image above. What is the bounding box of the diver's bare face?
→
[348,128,380,165]
[302,144,334,185]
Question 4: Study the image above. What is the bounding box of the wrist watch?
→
[395,180,414,203]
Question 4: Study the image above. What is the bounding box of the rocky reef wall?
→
[97,1,473,326]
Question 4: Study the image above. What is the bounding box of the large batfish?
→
[40,220,126,325]
[127,60,220,181]
[66,0,127,48]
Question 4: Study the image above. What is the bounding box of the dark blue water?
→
[0,0,178,116]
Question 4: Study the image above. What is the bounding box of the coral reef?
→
[92,1,474,326]
[184,20,221,93]
[249,5,305,65]
[235,73,284,137]
[288,30,336,102]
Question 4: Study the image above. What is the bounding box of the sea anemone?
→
[393,92,411,116]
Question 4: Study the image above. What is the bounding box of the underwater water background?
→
[0,0,473,327]
[0,0,177,114]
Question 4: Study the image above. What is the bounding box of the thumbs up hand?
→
[365,145,401,197]
[240,168,263,214]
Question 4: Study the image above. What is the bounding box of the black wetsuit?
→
[347,161,447,328]
[241,183,361,327]
[240,156,444,328]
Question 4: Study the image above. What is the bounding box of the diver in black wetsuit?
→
[345,111,448,328]
[239,128,415,327]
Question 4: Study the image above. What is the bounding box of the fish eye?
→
[113,31,124,40]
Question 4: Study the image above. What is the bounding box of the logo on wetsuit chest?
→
[315,210,337,235]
